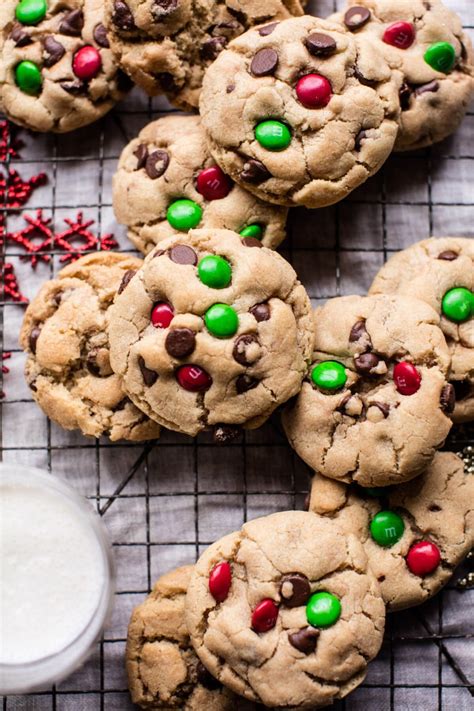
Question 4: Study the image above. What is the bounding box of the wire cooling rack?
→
[1,0,473,708]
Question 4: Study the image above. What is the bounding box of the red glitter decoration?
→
[0,168,47,210]
[0,120,24,162]
[2,262,28,302]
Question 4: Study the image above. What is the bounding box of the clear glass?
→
[0,463,115,694]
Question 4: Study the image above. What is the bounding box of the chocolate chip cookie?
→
[20,252,161,441]
[127,565,258,709]
[185,511,386,709]
[307,451,474,611]
[104,0,304,110]
[113,115,288,256]
[370,237,474,423]
[108,228,313,438]
[282,294,453,487]
[0,0,130,133]
[330,0,474,151]
[199,15,401,209]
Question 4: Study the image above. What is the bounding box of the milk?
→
[0,465,114,693]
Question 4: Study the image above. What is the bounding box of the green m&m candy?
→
[15,0,47,25]
[306,591,341,628]
[424,42,456,73]
[205,303,239,338]
[311,361,347,391]
[166,199,202,231]
[240,224,263,240]
[255,120,291,151]
[370,510,404,547]
[441,287,473,323]
[15,61,42,95]
[198,255,232,289]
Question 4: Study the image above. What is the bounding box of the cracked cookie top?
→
[330,0,474,151]
[126,565,259,710]
[199,15,401,209]
[282,294,453,487]
[113,115,288,256]
[307,451,474,611]
[370,237,474,423]
[107,228,314,438]
[185,511,386,709]
[104,0,304,110]
[19,252,161,442]
[0,0,130,133]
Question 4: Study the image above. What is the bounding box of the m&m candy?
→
[441,287,473,323]
[382,22,415,49]
[15,0,47,25]
[311,361,347,391]
[296,74,332,109]
[370,510,404,547]
[424,42,456,73]
[15,61,42,95]
[251,599,279,633]
[393,362,421,395]
[198,255,232,289]
[204,304,239,338]
[209,562,232,602]
[196,166,232,201]
[176,365,212,392]
[151,302,174,328]
[406,541,441,576]
[255,120,291,151]
[72,46,102,81]
[167,199,202,231]
[306,591,341,628]
[240,224,263,240]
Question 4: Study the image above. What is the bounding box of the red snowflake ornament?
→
[0,120,24,163]
[4,210,54,267]
[2,262,28,302]
[54,212,118,263]
[0,168,47,210]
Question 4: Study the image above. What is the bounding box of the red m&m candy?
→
[383,22,415,50]
[72,46,102,81]
[296,74,332,109]
[393,362,421,395]
[251,599,279,633]
[176,364,212,392]
[209,562,232,602]
[406,541,441,576]
[197,166,232,201]
[151,302,174,328]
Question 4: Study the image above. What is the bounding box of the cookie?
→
[330,0,474,151]
[127,565,258,710]
[307,451,474,611]
[282,294,453,487]
[19,252,161,441]
[104,0,304,110]
[0,0,130,133]
[199,15,401,209]
[370,237,474,423]
[108,228,314,438]
[185,511,386,709]
[113,115,288,256]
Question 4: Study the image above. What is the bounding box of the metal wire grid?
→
[1,0,474,708]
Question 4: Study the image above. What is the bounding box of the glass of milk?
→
[0,463,115,694]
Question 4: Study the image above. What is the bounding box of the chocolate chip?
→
[153,249,165,259]
[29,327,41,354]
[280,574,311,607]
[145,150,170,179]
[168,245,197,265]
[349,319,369,343]
[414,80,440,97]
[165,328,196,359]
[53,291,63,305]
[113,0,136,31]
[59,10,84,36]
[337,392,352,412]
[201,36,228,60]
[437,250,459,261]
[344,6,371,30]
[232,334,260,366]
[93,23,110,48]
[236,374,259,394]
[240,158,271,184]
[196,662,221,690]
[43,36,66,67]
[288,627,319,654]
[10,24,31,47]
[138,356,158,386]
[429,503,442,512]
[440,383,456,413]
[399,82,412,111]
[250,48,278,77]
[370,401,390,418]
[213,424,241,444]
[152,0,178,18]
[354,66,378,87]
[242,237,263,248]
[354,352,381,374]
[226,83,235,93]
[118,269,136,294]
[258,22,278,36]
[134,144,148,169]
[453,379,471,401]
[86,350,100,376]
[354,130,367,151]
[60,79,86,94]
[250,303,270,322]
[305,32,337,57]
